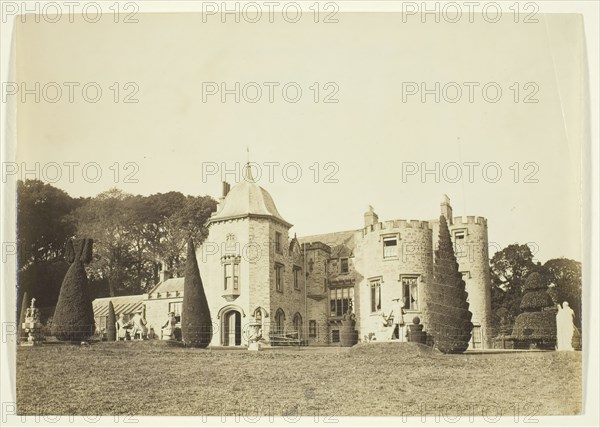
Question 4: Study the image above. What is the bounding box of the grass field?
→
[16,341,582,417]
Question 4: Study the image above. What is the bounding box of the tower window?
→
[275,232,282,254]
[224,262,240,291]
[401,276,419,311]
[383,237,398,258]
[370,279,381,313]
[275,263,284,292]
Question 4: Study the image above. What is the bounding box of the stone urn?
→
[407,316,427,344]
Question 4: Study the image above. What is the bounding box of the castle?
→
[93,164,493,348]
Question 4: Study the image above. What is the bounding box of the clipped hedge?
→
[425,215,473,354]
[51,239,95,342]
[106,301,116,341]
[181,239,212,348]
[512,311,556,342]
[520,290,553,312]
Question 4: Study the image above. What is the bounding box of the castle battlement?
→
[452,216,488,226]
[362,219,431,236]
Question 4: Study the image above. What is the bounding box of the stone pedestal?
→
[248,342,261,351]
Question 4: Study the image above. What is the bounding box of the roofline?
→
[92,294,144,303]
[207,213,293,228]
[146,277,184,295]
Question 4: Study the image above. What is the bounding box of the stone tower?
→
[198,163,301,346]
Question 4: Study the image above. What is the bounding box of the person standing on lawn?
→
[116,314,127,341]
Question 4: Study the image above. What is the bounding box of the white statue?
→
[556,301,575,351]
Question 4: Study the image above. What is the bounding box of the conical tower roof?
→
[207,163,292,227]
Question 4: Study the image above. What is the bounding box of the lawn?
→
[16,341,582,417]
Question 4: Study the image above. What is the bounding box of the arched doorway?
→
[274,308,285,335]
[292,313,303,341]
[222,310,242,346]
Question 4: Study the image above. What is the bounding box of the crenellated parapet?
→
[362,219,431,236]
[452,216,488,227]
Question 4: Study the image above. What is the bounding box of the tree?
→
[17,180,80,269]
[106,301,116,341]
[75,189,138,296]
[512,272,556,348]
[51,239,95,341]
[490,244,540,332]
[181,239,212,347]
[17,180,81,314]
[543,258,582,329]
[426,216,473,353]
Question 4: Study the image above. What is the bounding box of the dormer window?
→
[340,258,349,274]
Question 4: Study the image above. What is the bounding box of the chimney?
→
[364,205,379,227]
[222,181,230,197]
[440,194,453,225]
[160,267,171,283]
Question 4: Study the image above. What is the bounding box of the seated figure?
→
[161,312,177,340]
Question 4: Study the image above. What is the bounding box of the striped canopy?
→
[93,295,144,318]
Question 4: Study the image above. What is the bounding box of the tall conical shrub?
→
[106,301,117,341]
[18,291,29,341]
[181,238,212,347]
[51,239,95,341]
[426,216,473,353]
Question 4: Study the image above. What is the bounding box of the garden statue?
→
[22,298,42,345]
[556,301,575,351]
[247,320,263,351]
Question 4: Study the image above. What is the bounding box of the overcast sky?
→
[14,12,584,262]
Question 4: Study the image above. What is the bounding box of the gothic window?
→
[370,278,381,313]
[293,266,301,290]
[401,276,419,311]
[274,308,285,334]
[330,286,354,317]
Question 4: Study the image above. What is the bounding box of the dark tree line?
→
[17,179,217,311]
[490,244,582,335]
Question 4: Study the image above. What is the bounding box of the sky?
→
[12,11,585,263]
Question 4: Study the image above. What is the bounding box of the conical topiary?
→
[18,292,29,341]
[426,216,473,353]
[512,272,556,346]
[51,239,95,341]
[106,300,116,341]
[181,238,212,347]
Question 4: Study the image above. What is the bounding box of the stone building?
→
[94,166,492,348]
